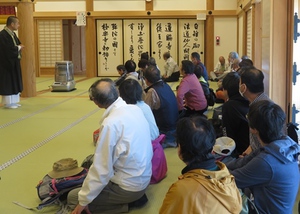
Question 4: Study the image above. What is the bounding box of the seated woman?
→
[119,78,159,141]
[162,52,180,82]
[177,60,207,118]
[159,116,242,214]
[222,72,250,157]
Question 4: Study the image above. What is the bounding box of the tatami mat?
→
[0,77,298,213]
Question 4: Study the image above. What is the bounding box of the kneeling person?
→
[67,79,153,214]
[229,100,300,214]
[160,116,242,214]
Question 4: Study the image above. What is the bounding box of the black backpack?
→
[287,122,299,143]
[200,81,216,107]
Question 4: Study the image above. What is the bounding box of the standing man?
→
[66,79,153,214]
[0,16,24,109]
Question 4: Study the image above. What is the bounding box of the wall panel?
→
[151,19,178,71]
[214,17,237,67]
[35,1,85,12]
[154,0,206,10]
[123,19,150,63]
[178,19,204,62]
[94,1,145,11]
[97,20,123,76]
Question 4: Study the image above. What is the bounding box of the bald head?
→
[89,78,119,108]
[219,56,225,65]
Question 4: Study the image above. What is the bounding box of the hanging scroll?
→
[178,19,204,61]
[151,19,178,72]
[97,20,123,76]
[123,19,150,63]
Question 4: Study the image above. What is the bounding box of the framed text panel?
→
[178,19,204,62]
[123,19,150,63]
[151,19,178,72]
[97,19,123,76]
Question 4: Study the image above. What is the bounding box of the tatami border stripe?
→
[0,108,99,172]
[0,91,88,129]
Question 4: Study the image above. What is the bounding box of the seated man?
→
[221,72,249,157]
[66,78,153,214]
[191,51,209,82]
[214,51,239,82]
[144,65,178,148]
[159,116,242,214]
[162,52,180,82]
[228,100,300,214]
[125,59,146,89]
[210,55,228,79]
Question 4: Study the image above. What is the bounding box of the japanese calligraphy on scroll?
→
[151,19,178,72]
[178,19,204,62]
[97,20,123,76]
[123,20,150,63]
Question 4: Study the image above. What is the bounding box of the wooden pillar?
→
[269,0,288,109]
[85,1,97,77]
[17,2,36,97]
[286,0,294,118]
[205,0,214,74]
[146,1,153,11]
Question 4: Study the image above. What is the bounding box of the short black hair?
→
[138,59,149,69]
[118,79,142,104]
[141,52,149,60]
[222,72,240,98]
[176,116,216,164]
[144,65,161,83]
[116,65,126,72]
[239,59,253,68]
[239,66,264,93]
[6,16,18,26]
[248,100,286,144]
[191,52,200,60]
[125,60,136,73]
[88,78,119,108]
[181,60,194,75]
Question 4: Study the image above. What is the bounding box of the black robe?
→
[0,29,23,95]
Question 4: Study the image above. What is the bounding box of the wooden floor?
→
[0,77,299,213]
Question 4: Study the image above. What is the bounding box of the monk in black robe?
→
[0,16,24,109]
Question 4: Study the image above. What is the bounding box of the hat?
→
[48,158,84,178]
[213,137,236,156]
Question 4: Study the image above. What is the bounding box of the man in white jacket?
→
[67,78,153,214]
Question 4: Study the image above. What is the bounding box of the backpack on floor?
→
[36,168,88,210]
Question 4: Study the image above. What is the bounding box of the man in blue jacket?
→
[228,100,300,214]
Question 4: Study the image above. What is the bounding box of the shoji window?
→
[37,20,63,67]
[246,9,252,59]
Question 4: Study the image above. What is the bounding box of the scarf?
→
[4,26,21,59]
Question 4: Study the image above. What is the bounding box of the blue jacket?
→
[230,137,300,214]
